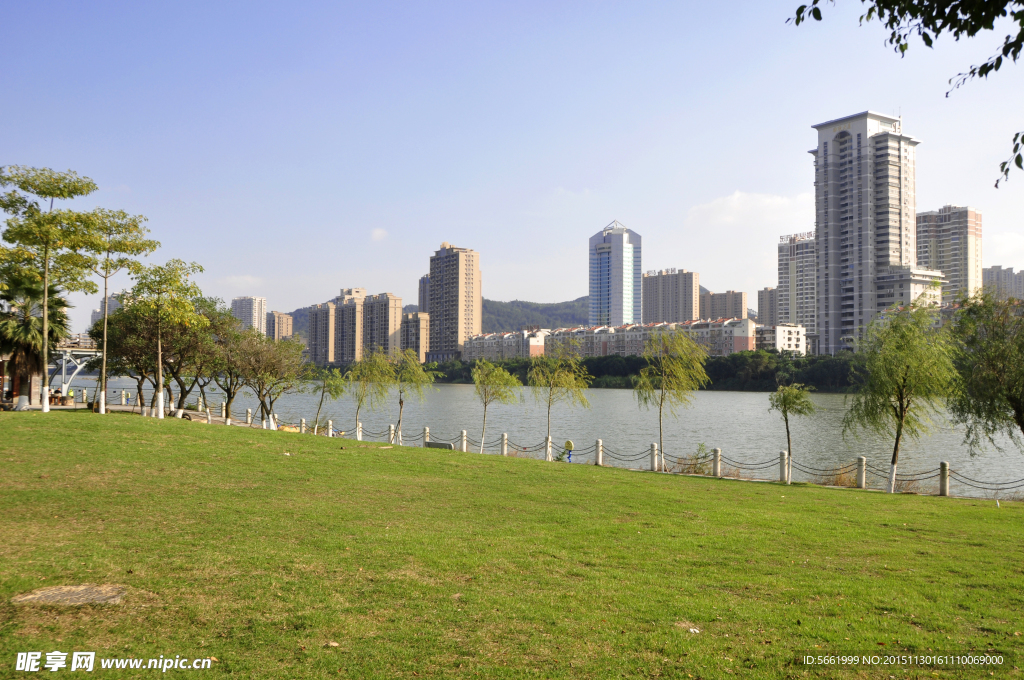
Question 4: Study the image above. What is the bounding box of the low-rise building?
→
[462,329,550,362]
[755,323,807,355]
[542,318,756,359]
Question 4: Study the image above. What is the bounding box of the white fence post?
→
[461,430,467,453]
[300,418,306,434]
[327,420,333,438]
[779,451,788,483]
[596,439,603,466]
[246,408,252,425]
[120,391,127,406]
[423,426,430,447]
[501,433,508,456]
[545,436,552,461]
[388,424,395,444]
[221,402,226,418]
[272,414,279,431]
[857,457,867,489]
[939,461,949,497]
[357,422,363,441]
[713,448,722,478]
[650,443,658,471]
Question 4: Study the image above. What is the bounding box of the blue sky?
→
[4,1,1023,331]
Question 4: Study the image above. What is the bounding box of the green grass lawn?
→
[1,411,1022,678]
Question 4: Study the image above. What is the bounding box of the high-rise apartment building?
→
[335,288,367,364]
[363,292,403,355]
[90,294,123,327]
[916,205,983,303]
[589,222,642,326]
[426,242,482,362]
[757,287,778,327]
[231,296,267,334]
[777,232,816,334]
[642,269,699,324]
[400,312,430,362]
[418,275,430,314]
[699,291,748,320]
[308,302,336,366]
[266,311,293,340]
[812,111,942,354]
[983,266,1024,300]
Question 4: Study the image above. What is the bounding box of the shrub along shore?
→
[434,350,861,392]
[2,410,1021,678]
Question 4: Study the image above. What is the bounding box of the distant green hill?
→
[482,296,588,332]
[289,296,589,338]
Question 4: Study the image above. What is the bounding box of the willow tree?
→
[0,166,98,411]
[472,359,521,454]
[768,383,817,483]
[129,260,206,418]
[527,342,592,440]
[391,349,436,444]
[85,209,158,414]
[304,365,347,434]
[948,292,1024,452]
[345,350,393,433]
[842,298,955,493]
[634,330,710,460]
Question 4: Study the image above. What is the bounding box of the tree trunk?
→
[99,271,109,414]
[156,315,164,418]
[546,391,553,441]
[314,381,327,434]
[480,403,488,455]
[785,413,792,484]
[889,415,904,494]
[394,389,405,444]
[41,244,50,413]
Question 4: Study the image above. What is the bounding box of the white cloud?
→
[371,228,388,241]
[685,190,813,230]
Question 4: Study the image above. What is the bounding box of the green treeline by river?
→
[434,350,861,392]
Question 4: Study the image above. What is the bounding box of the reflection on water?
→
[75,377,1023,497]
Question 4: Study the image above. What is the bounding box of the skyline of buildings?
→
[588,222,642,327]
[983,265,1024,300]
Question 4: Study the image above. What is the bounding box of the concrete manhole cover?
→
[11,584,125,606]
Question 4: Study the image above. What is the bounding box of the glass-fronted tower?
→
[589,221,642,326]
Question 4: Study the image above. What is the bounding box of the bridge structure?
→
[49,334,102,396]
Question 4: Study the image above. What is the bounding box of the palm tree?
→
[0,276,70,403]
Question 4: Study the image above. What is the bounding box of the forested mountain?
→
[482,296,588,332]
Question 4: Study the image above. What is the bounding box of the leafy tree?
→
[390,349,437,444]
[947,293,1024,452]
[304,365,347,434]
[84,208,158,414]
[128,260,206,418]
[768,383,817,482]
[345,351,394,433]
[634,330,710,460]
[472,359,522,454]
[211,318,248,421]
[0,166,99,411]
[791,0,1024,186]
[91,303,157,411]
[842,299,955,492]
[237,333,305,427]
[162,298,228,413]
[527,343,592,440]
[0,274,70,403]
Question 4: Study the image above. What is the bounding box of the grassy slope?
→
[1,411,1022,679]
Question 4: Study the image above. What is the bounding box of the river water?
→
[72,376,1023,498]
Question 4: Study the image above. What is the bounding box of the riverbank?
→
[2,410,1021,678]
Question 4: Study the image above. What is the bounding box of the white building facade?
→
[777,232,816,335]
[231,296,267,334]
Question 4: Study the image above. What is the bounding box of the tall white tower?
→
[231,296,267,334]
[589,221,642,326]
[812,112,923,354]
